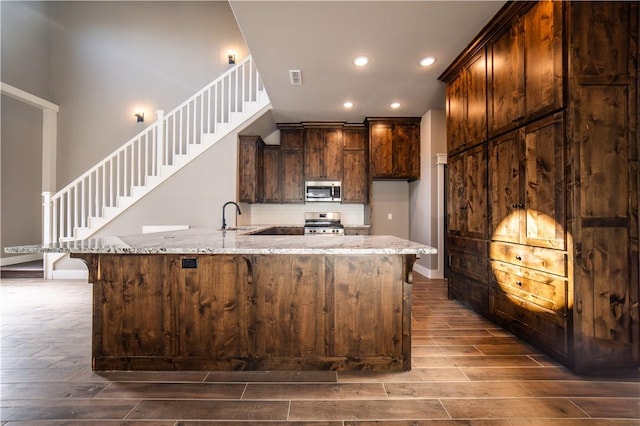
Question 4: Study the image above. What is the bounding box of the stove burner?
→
[304,212,345,235]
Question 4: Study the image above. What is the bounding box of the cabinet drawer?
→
[449,250,488,283]
[448,236,488,257]
[489,287,567,357]
[490,260,567,315]
[489,241,566,276]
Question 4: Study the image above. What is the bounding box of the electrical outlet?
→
[182,258,198,269]
[387,213,393,220]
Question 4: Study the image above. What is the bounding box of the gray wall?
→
[47,1,248,187]
[1,1,50,260]
[410,110,446,276]
[371,181,410,239]
[1,1,248,261]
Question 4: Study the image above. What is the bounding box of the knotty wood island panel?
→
[73,252,416,371]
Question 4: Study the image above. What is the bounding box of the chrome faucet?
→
[221,201,241,229]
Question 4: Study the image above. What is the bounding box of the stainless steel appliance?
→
[304,212,345,235]
[305,181,341,202]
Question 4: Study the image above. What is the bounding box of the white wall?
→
[409,109,446,278]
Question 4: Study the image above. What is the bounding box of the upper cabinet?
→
[341,125,368,203]
[277,126,305,203]
[238,135,265,203]
[367,118,420,180]
[488,0,563,137]
[303,125,343,181]
[446,50,488,155]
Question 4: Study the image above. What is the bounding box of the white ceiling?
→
[230,1,506,125]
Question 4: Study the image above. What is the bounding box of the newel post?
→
[155,109,165,175]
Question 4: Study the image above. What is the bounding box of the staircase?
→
[42,56,270,276]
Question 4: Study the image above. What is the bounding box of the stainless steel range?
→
[303,212,345,235]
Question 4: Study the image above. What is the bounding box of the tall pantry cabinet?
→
[440,0,639,372]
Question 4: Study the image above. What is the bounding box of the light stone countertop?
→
[5,226,435,255]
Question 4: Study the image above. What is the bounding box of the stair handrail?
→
[45,55,266,243]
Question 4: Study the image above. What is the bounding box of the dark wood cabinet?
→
[367,118,420,180]
[303,125,343,181]
[261,126,305,204]
[446,50,488,155]
[448,143,488,241]
[489,113,565,250]
[280,148,304,203]
[341,125,368,203]
[238,135,264,203]
[487,0,563,137]
[278,127,305,203]
[262,146,280,203]
[440,0,639,373]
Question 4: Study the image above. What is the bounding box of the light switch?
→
[387,213,393,220]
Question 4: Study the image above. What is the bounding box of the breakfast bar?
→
[7,227,435,371]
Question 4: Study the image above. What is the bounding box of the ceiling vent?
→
[289,70,302,85]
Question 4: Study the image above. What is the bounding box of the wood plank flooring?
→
[1,273,638,424]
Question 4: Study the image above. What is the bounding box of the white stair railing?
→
[44,56,268,243]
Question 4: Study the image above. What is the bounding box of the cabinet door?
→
[369,122,394,178]
[304,128,343,180]
[323,128,343,181]
[343,126,365,150]
[466,50,488,147]
[342,149,367,203]
[394,121,420,180]
[446,72,466,154]
[447,154,466,236]
[489,130,522,244]
[281,149,304,203]
[263,146,280,203]
[280,128,304,150]
[522,113,565,249]
[177,256,251,358]
[464,144,488,240]
[524,0,563,118]
[304,128,324,180]
[238,136,264,203]
[489,17,525,135]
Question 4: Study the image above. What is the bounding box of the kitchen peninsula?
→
[7,227,435,371]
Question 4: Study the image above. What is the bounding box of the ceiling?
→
[230,1,505,127]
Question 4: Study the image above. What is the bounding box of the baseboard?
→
[51,269,89,280]
[413,263,444,280]
[1,253,42,267]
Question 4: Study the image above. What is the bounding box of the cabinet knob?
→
[515,280,523,286]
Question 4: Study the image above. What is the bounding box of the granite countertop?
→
[5,226,435,255]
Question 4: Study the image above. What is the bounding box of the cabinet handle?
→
[511,115,524,123]
[515,255,522,261]
[515,280,523,286]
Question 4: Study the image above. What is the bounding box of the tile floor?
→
[1,273,638,425]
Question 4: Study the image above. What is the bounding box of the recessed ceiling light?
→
[390,102,401,109]
[343,101,354,109]
[353,56,370,67]
[419,56,437,67]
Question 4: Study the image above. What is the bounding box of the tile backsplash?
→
[241,203,366,226]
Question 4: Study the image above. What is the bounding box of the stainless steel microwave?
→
[305,181,341,202]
